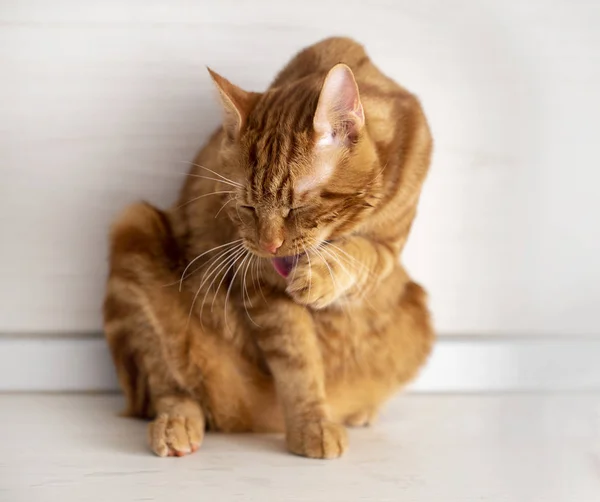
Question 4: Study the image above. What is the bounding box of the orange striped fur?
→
[104,37,434,459]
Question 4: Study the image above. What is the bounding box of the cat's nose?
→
[260,238,283,255]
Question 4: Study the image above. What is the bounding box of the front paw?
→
[286,252,354,309]
[287,419,348,459]
[148,412,204,457]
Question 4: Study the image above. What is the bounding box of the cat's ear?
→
[313,64,364,145]
[207,67,253,140]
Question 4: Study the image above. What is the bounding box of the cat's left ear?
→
[207,67,254,140]
[313,64,364,145]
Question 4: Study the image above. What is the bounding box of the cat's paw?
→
[286,252,355,309]
[148,412,204,457]
[286,419,348,459]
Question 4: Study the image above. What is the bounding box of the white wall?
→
[1,0,599,337]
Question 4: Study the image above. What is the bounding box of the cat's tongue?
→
[271,255,299,278]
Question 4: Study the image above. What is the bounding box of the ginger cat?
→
[103,37,434,459]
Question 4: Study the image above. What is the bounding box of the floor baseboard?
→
[1,334,599,392]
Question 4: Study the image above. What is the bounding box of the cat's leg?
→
[104,202,206,457]
[249,298,348,459]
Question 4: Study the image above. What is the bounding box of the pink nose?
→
[260,238,283,254]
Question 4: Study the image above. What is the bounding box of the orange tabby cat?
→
[103,37,434,459]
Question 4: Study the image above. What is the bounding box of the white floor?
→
[0,394,598,502]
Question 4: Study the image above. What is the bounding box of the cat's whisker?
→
[319,245,354,281]
[371,162,388,183]
[322,246,367,312]
[196,245,247,330]
[202,245,246,294]
[179,239,243,291]
[302,244,312,300]
[215,196,235,219]
[289,214,304,287]
[181,161,244,188]
[176,190,235,209]
[326,242,375,280]
[322,246,376,308]
[163,245,238,289]
[258,259,269,305]
[189,244,243,292]
[313,246,351,318]
[242,255,254,309]
[198,244,245,289]
[324,242,359,266]
[313,246,338,290]
[254,257,269,305]
[183,173,242,189]
[221,249,251,334]
[242,256,261,327]
[321,245,376,305]
[289,242,300,284]
[186,244,246,329]
[174,241,243,290]
[312,247,336,284]
[234,202,243,223]
[242,258,251,305]
[250,254,259,291]
[209,247,247,314]
[226,251,258,330]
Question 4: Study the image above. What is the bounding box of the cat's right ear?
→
[313,64,364,146]
[207,67,253,141]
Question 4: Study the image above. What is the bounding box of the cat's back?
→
[270,37,406,95]
[270,37,369,86]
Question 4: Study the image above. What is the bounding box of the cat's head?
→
[208,64,383,263]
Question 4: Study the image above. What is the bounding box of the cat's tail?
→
[103,202,183,418]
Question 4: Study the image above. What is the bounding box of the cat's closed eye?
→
[285,206,308,218]
[238,205,256,221]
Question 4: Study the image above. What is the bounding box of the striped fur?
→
[104,37,434,459]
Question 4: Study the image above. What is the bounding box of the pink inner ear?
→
[207,67,253,139]
[314,64,364,139]
[299,65,363,194]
